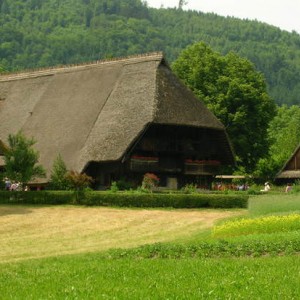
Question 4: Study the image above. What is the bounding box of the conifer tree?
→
[49,154,70,190]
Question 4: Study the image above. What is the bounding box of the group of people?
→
[213,182,250,191]
[215,181,293,193]
[4,178,26,191]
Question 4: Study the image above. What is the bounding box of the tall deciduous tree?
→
[4,131,45,187]
[172,42,276,172]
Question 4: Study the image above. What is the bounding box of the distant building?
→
[0,53,234,189]
[276,144,300,183]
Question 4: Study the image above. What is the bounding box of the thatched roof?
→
[0,156,4,167]
[0,52,233,176]
[276,144,300,179]
[0,139,7,167]
[276,170,300,179]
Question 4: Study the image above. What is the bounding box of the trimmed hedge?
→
[83,192,248,208]
[0,191,248,209]
[0,191,74,205]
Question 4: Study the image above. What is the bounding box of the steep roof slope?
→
[276,144,300,179]
[0,53,231,175]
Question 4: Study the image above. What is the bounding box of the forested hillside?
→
[1,0,300,105]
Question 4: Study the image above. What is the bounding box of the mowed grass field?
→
[0,194,300,299]
[0,205,242,263]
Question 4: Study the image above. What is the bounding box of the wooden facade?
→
[276,144,300,182]
[85,124,233,189]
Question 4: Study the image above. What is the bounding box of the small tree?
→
[65,170,93,202]
[4,131,45,188]
[49,154,70,190]
[65,170,93,190]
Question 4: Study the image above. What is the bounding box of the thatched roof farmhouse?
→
[276,144,300,182]
[0,53,234,189]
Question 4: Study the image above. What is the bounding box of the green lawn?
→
[248,193,300,216]
[0,254,299,299]
[0,193,300,299]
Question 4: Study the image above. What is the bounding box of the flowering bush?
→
[213,214,300,237]
[141,173,159,191]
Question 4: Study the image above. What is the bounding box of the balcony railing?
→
[184,160,221,175]
[129,156,221,175]
[130,156,159,172]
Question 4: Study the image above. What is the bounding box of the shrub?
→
[207,194,248,208]
[82,192,248,209]
[115,178,133,190]
[107,230,300,259]
[0,191,74,205]
[110,181,119,193]
[181,183,198,194]
[0,191,248,209]
[141,173,159,191]
[65,171,93,190]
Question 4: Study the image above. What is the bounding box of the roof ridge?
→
[0,52,164,81]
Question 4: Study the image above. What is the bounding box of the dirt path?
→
[0,205,244,263]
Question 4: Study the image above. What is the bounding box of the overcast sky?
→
[146,0,300,34]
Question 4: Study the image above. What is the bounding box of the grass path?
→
[0,205,243,263]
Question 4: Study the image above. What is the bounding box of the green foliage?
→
[0,191,74,204]
[255,105,300,177]
[83,192,248,208]
[64,170,93,203]
[172,42,276,172]
[65,170,93,191]
[108,231,300,259]
[49,154,70,190]
[291,180,300,193]
[114,178,133,190]
[0,64,5,73]
[109,181,119,193]
[0,190,248,208]
[181,183,198,194]
[3,131,45,187]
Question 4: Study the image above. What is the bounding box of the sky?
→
[146,0,300,34]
